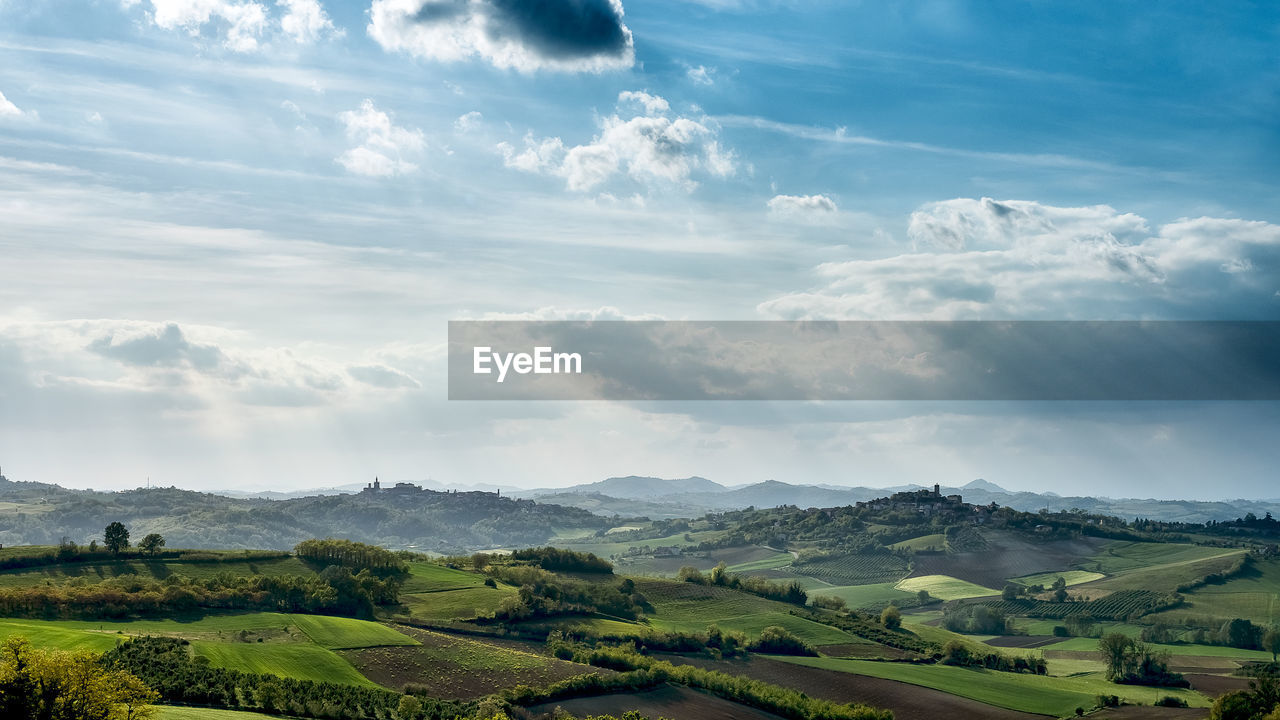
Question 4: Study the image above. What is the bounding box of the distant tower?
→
[374,477,381,491]
[933,483,940,496]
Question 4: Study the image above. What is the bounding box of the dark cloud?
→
[371,0,633,72]
[482,0,630,61]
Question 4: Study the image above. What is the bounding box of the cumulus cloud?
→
[767,193,838,219]
[336,99,425,177]
[759,198,1280,320]
[498,91,735,192]
[129,0,339,50]
[278,0,340,43]
[144,0,271,51]
[367,0,634,72]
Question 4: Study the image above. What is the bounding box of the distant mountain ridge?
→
[508,474,1280,524]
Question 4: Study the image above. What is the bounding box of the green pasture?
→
[896,574,997,600]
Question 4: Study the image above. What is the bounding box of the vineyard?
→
[792,553,909,586]
[969,589,1180,620]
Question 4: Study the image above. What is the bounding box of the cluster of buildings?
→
[856,483,967,516]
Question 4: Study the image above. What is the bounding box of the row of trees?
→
[677,562,808,605]
[0,566,400,620]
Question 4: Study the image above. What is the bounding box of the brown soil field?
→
[984,635,1063,649]
[340,626,603,699]
[910,531,1107,588]
[1185,673,1250,698]
[656,654,1047,719]
[524,684,787,720]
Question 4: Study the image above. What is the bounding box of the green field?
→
[1085,541,1240,575]
[291,614,418,649]
[0,555,311,588]
[1145,558,1280,625]
[555,529,725,558]
[726,551,795,573]
[896,574,997,600]
[773,656,1208,716]
[1042,636,1276,661]
[636,578,863,647]
[807,582,917,610]
[1010,570,1104,587]
[402,562,491,593]
[191,641,377,687]
[401,584,517,620]
[156,708,284,720]
[0,612,416,686]
[890,533,946,552]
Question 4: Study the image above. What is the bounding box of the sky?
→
[0,0,1277,499]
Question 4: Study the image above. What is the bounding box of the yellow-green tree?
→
[0,637,157,720]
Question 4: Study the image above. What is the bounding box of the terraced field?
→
[791,553,909,585]
[635,578,864,647]
[342,625,600,698]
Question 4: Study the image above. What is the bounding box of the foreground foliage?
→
[1,636,157,720]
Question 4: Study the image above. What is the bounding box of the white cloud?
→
[367,0,634,73]
[278,0,340,43]
[686,64,714,86]
[499,91,735,192]
[618,90,669,116]
[129,0,338,50]
[336,99,425,177]
[767,193,837,218]
[0,90,29,119]
[146,0,270,52]
[759,198,1280,320]
[454,110,482,131]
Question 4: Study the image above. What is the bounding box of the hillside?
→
[0,476,615,552]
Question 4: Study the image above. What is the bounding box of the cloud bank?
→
[760,198,1280,320]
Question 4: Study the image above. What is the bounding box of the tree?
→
[1001,583,1021,601]
[881,605,902,630]
[1263,627,1280,663]
[138,534,165,557]
[0,636,158,720]
[104,522,130,556]
[1099,633,1135,681]
[917,589,932,604]
[1221,618,1262,650]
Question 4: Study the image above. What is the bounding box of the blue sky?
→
[0,0,1277,498]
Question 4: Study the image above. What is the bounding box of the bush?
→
[880,605,901,629]
[746,626,817,656]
